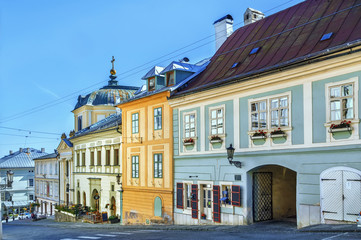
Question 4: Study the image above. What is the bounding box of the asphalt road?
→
[3,224,361,240]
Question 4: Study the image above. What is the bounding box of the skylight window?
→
[321,32,333,41]
[231,62,239,68]
[249,47,260,55]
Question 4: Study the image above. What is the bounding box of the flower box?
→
[183,138,195,145]
[250,135,267,140]
[209,135,223,144]
[250,130,267,140]
[328,127,352,133]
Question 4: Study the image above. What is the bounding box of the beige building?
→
[58,134,74,206]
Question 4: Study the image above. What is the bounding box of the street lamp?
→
[6,170,14,188]
[227,144,242,168]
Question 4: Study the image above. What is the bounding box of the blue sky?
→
[0,0,304,157]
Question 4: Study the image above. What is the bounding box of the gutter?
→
[172,39,361,98]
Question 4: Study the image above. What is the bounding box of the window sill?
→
[183,142,195,146]
[210,139,223,143]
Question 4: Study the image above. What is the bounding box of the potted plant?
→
[108,215,119,224]
[269,128,287,138]
[201,213,206,220]
[210,135,222,143]
[183,138,195,146]
[329,120,352,133]
[250,130,267,140]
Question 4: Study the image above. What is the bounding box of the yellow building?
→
[118,61,207,224]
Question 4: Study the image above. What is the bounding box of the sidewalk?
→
[4,218,361,233]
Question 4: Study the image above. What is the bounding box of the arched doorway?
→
[154,197,162,217]
[83,192,86,207]
[77,191,80,205]
[110,197,116,216]
[321,167,361,223]
[91,189,99,211]
[249,165,296,222]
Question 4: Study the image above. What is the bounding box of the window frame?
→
[148,77,155,91]
[248,91,292,132]
[209,105,225,136]
[132,112,139,134]
[153,153,163,178]
[327,81,355,122]
[29,179,34,187]
[183,182,193,210]
[131,155,139,178]
[166,71,175,86]
[219,182,233,207]
[154,107,162,130]
[184,112,196,139]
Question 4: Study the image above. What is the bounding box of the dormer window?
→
[77,115,82,131]
[167,72,175,87]
[148,77,155,91]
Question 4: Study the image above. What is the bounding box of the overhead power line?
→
[0,126,61,136]
[0,133,59,140]
[0,0,301,124]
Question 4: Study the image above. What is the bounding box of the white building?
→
[34,152,59,216]
[0,148,48,215]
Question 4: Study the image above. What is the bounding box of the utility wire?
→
[0,0,302,124]
[0,133,59,140]
[0,126,61,136]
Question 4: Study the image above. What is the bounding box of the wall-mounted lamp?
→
[116,174,121,185]
[227,144,242,168]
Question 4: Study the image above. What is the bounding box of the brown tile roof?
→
[176,0,361,95]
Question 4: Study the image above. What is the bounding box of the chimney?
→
[41,148,45,153]
[9,150,13,155]
[19,148,23,152]
[213,14,233,51]
[244,8,265,26]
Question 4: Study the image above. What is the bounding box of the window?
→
[76,153,80,167]
[106,150,110,165]
[154,107,162,130]
[78,115,82,131]
[131,156,139,178]
[321,32,333,41]
[97,150,101,166]
[114,149,119,166]
[29,194,34,201]
[184,113,196,138]
[220,185,232,206]
[184,183,192,209]
[250,47,260,55]
[166,72,175,86]
[132,113,139,134]
[90,151,94,166]
[270,96,289,128]
[29,179,34,187]
[148,77,155,91]
[231,62,239,68]
[250,94,290,131]
[210,108,224,135]
[251,100,267,130]
[153,154,163,178]
[329,84,353,121]
[55,162,58,175]
[111,184,115,192]
[82,152,85,166]
[66,161,69,177]
[36,181,39,194]
[54,183,59,197]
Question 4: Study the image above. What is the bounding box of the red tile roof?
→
[176,0,361,95]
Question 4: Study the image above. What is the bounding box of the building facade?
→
[70,113,123,218]
[0,148,48,215]
[169,0,361,228]
[118,60,208,224]
[34,152,59,216]
[58,134,74,206]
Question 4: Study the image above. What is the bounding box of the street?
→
[3,222,361,240]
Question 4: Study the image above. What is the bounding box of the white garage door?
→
[321,170,361,222]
